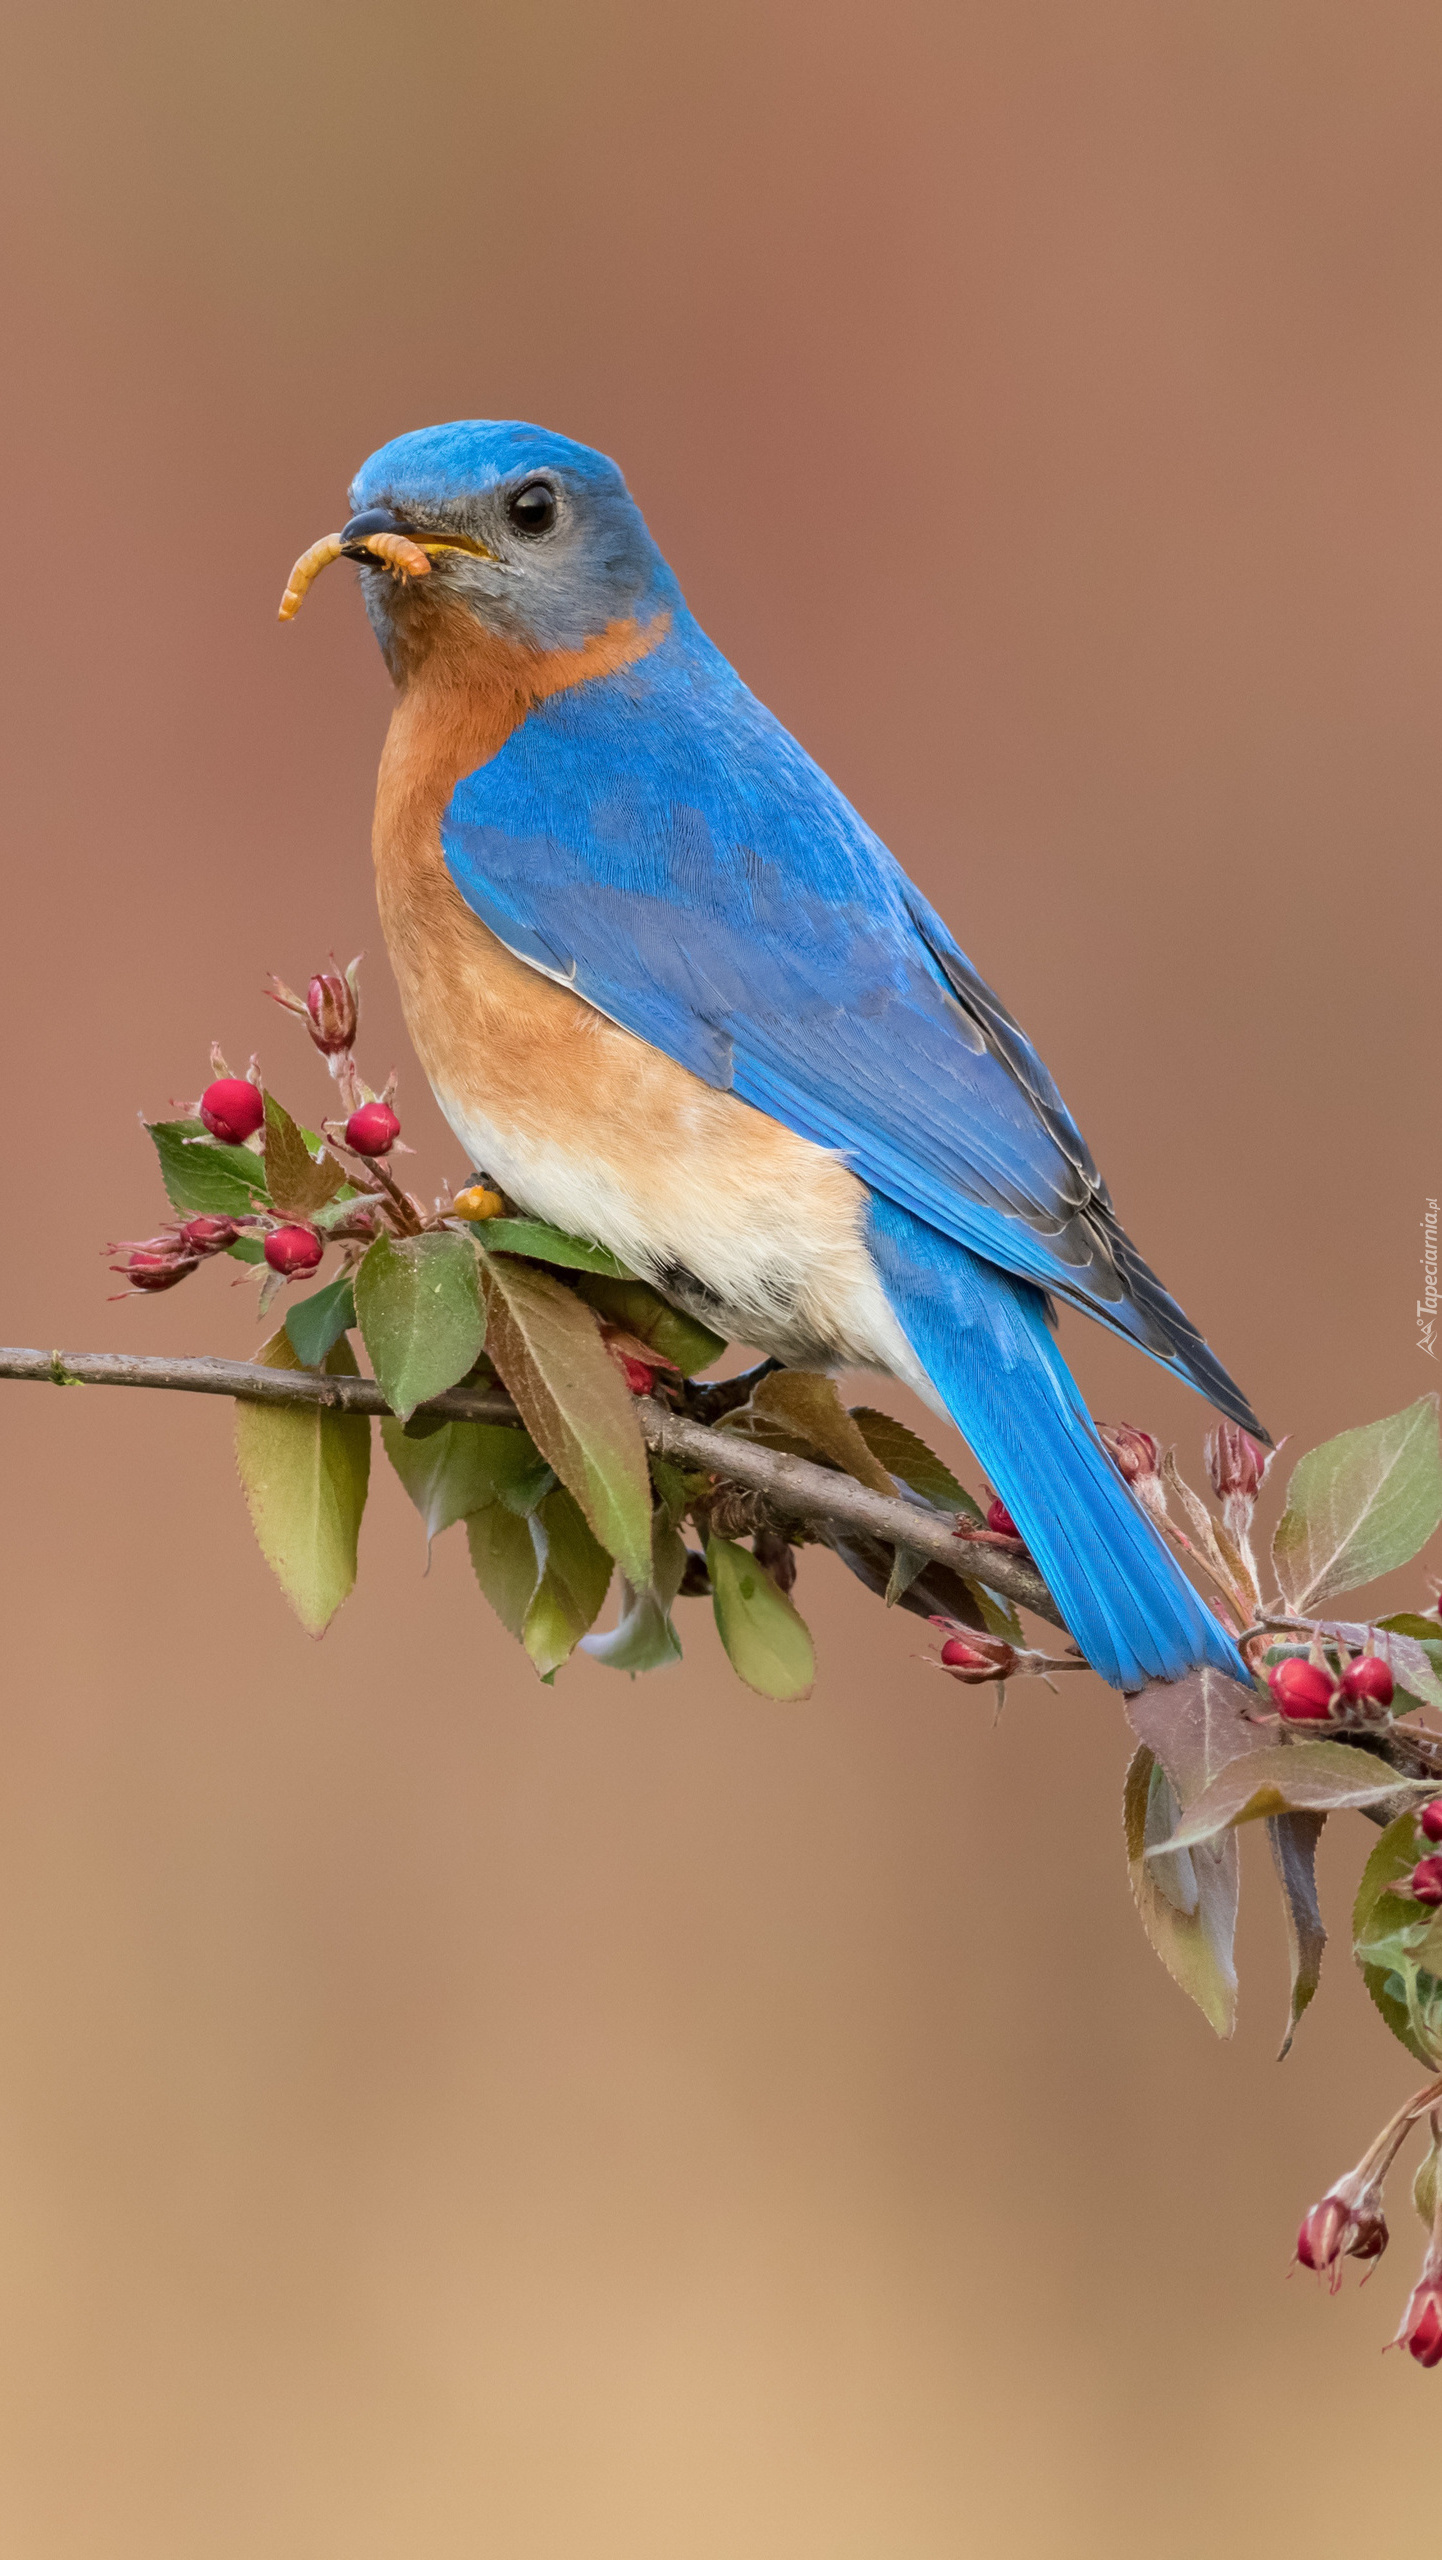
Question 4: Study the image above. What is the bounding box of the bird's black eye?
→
[507,479,558,537]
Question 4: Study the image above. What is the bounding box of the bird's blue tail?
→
[865,1196,1247,1691]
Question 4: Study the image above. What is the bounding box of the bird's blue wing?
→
[441,621,1257,1430]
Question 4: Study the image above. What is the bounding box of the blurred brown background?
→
[0,2,1437,2552]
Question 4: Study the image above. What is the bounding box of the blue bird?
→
[282,420,1262,1691]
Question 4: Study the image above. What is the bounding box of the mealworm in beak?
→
[277,528,432,621]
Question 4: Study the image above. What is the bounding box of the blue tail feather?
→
[865,1196,1248,1691]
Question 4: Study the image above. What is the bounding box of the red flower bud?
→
[345,1101,400,1157]
[1204,1421,1267,1506]
[985,1496,1020,1538]
[1267,1658,1335,1720]
[1296,2189,1388,2276]
[178,1215,240,1255]
[110,1236,200,1293]
[1393,2274,1442,2368]
[935,1630,1018,1682]
[1419,1800,1442,1845]
[1099,1422,1161,1486]
[263,1223,323,1277]
[305,969,358,1056]
[1408,1855,1442,1906]
[199,1077,264,1145]
[1338,1655,1394,1711]
[599,1323,678,1398]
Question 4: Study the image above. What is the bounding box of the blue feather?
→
[864,1197,1249,1690]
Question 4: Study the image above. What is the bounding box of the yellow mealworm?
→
[278,534,345,621]
[362,529,433,579]
[277,528,432,622]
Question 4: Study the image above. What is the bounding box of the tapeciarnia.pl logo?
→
[1420,1198,1439,1360]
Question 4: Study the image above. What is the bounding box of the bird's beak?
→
[278,506,500,622]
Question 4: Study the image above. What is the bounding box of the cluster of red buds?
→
[1265,1648,1395,1724]
[109,1203,254,1296]
[112,955,421,1300]
[1296,2166,1390,2289]
[1296,1797,1442,2366]
[1383,1795,1442,1909]
[1299,2111,1442,2367]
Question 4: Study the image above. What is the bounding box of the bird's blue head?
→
[279,420,679,677]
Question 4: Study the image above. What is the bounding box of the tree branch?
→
[0,1344,1065,1626]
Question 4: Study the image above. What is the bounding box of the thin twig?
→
[0,1344,1064,1626]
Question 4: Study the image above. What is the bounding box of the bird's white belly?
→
[437,1081,932,1396]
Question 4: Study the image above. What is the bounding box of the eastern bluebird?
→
[282,420,1262,1690]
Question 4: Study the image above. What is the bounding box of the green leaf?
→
[480,1253,653,1587]
[233,1328,370,1636]
[647,1457,695,1531]
[382,1415,552,1542]
[228,1236,265,1264]
[1272,1396,1442,1612]
[466,1503,542,1640]
[1124,1745,1238,2038]
[1267,1811,1328,2058]
[849,1406,985,1521]
[147,1117,271,1217]
[1156,1740,1426,1851]
[583,1521,688,1673]
[1353,1808,1442,2067]
[1126,1663,1272,1815]
[968,1581,1027,1646]
[572,1274,727,1377]
[521,1487,613,1677]
[354,1231,486,1422]
[847,1404,1022,1634]
[471,1217,632,1277]
[465,1485,613,1678]
[742,1371,897,1496]
[262,1091,348,1219]
[285,1273,356,1368]
[707,1533,815,1699]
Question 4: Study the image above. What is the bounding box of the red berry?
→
[1409,1855,1442,1906]
[345,1101,401,1156]
[1420,1801,1442,1845]
[179,1215,239,1254]
[263,1224,323,1277]
[199,1077,264,1145]
[986,1496,1020,1538]
[1338,1655,1394,1710]
[1267,1658,1336,1720]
